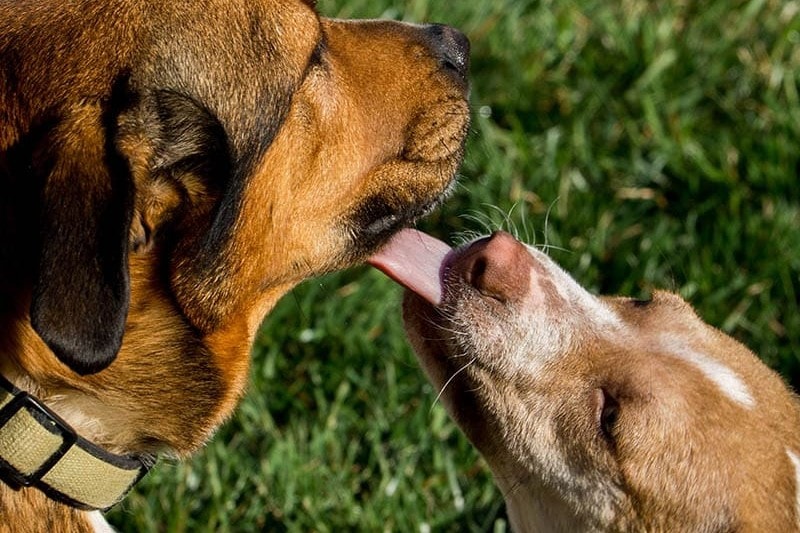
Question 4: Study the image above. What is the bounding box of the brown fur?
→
[0,0,470,528]
[403,233,800,532]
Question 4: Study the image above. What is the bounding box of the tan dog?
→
[0,0,470,529]
[372,230,800,532]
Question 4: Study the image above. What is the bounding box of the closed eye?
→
[595,387,620,444]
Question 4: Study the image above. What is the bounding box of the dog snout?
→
[422,24,470,80]
[451,231,532,303]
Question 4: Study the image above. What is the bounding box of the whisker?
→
[460,210,496,235]
[418,315,470,342]
[430,356,477,412]
[451,229,482,247]
[519,202,533,245]
[537,242,572,255]
[541,198,558,255]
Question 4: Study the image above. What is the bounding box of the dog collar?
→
[0,374,153,511]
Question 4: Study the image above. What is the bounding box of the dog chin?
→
[401,291,456,393]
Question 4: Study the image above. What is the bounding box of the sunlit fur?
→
[0,0,469,528]
[404,233,800,532]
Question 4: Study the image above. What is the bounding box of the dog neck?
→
[0,374,153,511]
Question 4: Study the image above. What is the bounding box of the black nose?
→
[423,24,470,80]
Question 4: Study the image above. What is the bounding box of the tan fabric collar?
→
[0,375,153,510]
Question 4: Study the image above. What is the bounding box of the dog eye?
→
[595,388,620,443]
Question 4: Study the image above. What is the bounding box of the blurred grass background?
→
[109,0,800,530]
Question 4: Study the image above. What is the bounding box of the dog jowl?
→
[0,0,469,527]
[373,229,800,532]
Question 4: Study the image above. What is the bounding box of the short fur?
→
[0,0,470,528]
[404,232,800,532]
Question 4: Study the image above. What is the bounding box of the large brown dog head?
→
[0,0,468,453]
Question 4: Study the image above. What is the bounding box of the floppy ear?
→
[30,102,135,376]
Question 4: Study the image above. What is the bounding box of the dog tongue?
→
[368,229,451,305]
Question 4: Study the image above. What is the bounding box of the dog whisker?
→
[485,202,520,239]
[430,356,477,412]
[417,315,470,344]
[535,243,572,255]
[460,209,498,235]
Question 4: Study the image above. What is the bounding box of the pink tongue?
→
[368,229,451,305]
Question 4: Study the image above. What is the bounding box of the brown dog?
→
[372,230,800,531]
[0,0,469,529]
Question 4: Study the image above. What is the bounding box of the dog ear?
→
[150,89,231,192]
[30,102,135,376]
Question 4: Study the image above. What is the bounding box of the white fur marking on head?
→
[661,336,755,409]
[524,245,622,331]
[787,449,800,527]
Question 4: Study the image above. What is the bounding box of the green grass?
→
[109,0,800,530]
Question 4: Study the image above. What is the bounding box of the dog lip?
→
[360,195,441,240]
[351,174,456,254]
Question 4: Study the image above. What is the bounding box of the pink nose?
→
[450,231,533,302]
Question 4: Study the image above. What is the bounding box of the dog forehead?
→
[146,0,321,127]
